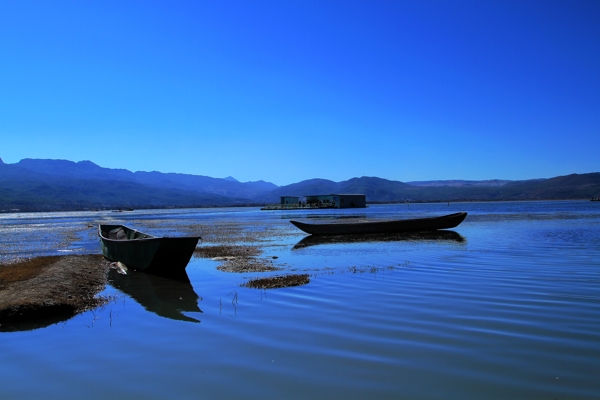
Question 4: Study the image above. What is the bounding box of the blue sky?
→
[1,0,598,186]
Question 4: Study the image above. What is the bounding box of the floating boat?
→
[98,224,201,276]
[290,212,468,235]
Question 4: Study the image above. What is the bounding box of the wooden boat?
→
[290,212,467,235]
[98,224,201,276]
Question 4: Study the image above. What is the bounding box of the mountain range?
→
[1,158,599,211]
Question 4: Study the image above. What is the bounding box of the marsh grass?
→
[216,257,282,273]
[193,245,262,259]
[242,274,310,289]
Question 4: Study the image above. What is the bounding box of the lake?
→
[1,201,599,399]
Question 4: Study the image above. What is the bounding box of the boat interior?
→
[104,226,154,240]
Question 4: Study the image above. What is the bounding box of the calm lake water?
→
[1,201,599,399]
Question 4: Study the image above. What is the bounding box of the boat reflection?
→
[293,230,466,250]
[108,269,203,323]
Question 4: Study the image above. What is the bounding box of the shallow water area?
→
[1,201,599,399]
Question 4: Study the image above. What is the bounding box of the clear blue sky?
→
[1,0,598,185]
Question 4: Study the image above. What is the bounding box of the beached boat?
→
[98,224,200,276]
[290,212,467,235]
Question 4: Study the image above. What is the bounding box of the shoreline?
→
[0,255,111,331]
[0,197,595,214]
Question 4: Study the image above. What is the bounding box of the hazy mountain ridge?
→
[13,159,277,200]
[406,179,516,187]
[1,158,599,211]
[266,174,600,203]
[0,174,240,211]
[0,160,262,211]
[267,177,414,203]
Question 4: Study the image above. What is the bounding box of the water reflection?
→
[0,313,73,333]
[293,230,466,249]
[108,270,203,323]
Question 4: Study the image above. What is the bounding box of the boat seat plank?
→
[108,227,128,240]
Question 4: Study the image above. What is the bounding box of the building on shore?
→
[262,194,367,210]
[304,194,366,208]
[280,196,300,208]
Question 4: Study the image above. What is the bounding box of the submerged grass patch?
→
[216,257,282,273]
[193,243,282,273]
[193,245,262,259]
[242,274,310,289]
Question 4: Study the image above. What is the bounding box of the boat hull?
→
[290,212,467,235]
[99,225,200,276]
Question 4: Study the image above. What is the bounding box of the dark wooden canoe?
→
[290,212,467,235]
[98,224,200,276]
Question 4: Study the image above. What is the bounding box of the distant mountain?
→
[264,173,600,203]
[0,159,278,211]
[0,157,598,211]
[406,179,515,187]
[13,159,278,200]
[498,173,600,199]
[243,180,279,191]
[266,177,413,203]
[0,162,237,211]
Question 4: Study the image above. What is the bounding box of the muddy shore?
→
[0,255,111,328]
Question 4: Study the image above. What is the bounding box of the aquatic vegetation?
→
[216,257,282,273]
[193,244,262,259]
[242,274,310,289]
